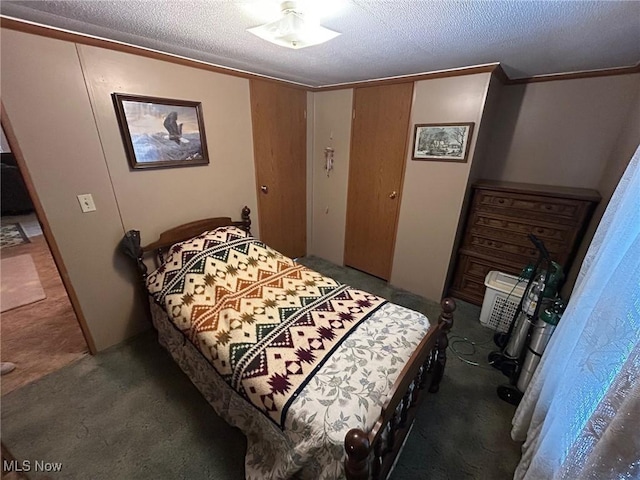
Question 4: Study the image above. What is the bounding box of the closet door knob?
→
[261,185,269,194]
[389,191,397,199]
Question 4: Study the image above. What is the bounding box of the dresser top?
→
[473,180,601,202]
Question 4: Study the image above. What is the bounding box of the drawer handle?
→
[498,199,505,204]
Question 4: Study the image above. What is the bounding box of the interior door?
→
[344,83,414,280]
[250,79,307,258]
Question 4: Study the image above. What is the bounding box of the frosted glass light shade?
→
[248,11,340,49]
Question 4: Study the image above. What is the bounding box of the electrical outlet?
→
[77,194,96,213]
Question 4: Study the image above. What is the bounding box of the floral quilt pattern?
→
[151,299,431,479]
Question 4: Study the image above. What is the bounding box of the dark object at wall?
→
[1,153,34,215]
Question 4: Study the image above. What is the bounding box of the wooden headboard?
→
[121,206,251,281]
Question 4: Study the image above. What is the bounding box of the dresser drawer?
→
[466,226,566,253]
[474,190,589,224]
[464,242,539,268]
[449,253,522,305]
[470,212,574,243]
[449,274,486,305]
[469,235,538,258]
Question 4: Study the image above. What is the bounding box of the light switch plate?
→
[77,194,96,213]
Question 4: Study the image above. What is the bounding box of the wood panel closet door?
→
[344,83,414,280]
[250,80,307,259]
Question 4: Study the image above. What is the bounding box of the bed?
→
[121,206,455,480]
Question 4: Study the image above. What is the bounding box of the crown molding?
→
[505,63,640,85]
[310,64,501,91]
[0,16,311,90]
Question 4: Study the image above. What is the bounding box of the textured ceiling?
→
[1,1,639,87]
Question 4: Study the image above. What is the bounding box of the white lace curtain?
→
[511,144,640,480]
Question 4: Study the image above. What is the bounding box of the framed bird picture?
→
[112,93,209,169]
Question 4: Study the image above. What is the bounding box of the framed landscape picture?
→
[412,123,474,162]
[112,93,209,169]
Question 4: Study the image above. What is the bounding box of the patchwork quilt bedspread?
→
[146,227,388,427]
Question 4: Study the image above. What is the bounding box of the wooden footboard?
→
[344,298,455,480]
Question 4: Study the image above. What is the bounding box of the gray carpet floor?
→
[1,256,522,479]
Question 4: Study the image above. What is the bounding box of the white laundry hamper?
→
[479,271,527,333]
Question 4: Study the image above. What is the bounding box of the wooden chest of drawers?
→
[448,180,600,305]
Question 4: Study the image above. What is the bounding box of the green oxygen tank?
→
[542,261,564,299]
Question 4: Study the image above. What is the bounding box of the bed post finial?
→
[439,297,455,327]
[345,428,370,480]
[241,206,251,234]
[429,297,455,393]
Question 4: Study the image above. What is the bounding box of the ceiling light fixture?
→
[247,1,341,50]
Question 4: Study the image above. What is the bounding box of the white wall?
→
[481,74,640,189]
[562,84,640,296]
[391,74,492,301]
[77,44,258,241]
[309,89,353,265]
[2,29,142,350]
[1,29,259,350]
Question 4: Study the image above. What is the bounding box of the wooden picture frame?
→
[112,93,209,169]
[411,123,474,162]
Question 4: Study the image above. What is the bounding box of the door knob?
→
[389,191,397,199]
[261,185,269,194]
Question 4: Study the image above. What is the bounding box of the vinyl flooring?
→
[1,218,88,395]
